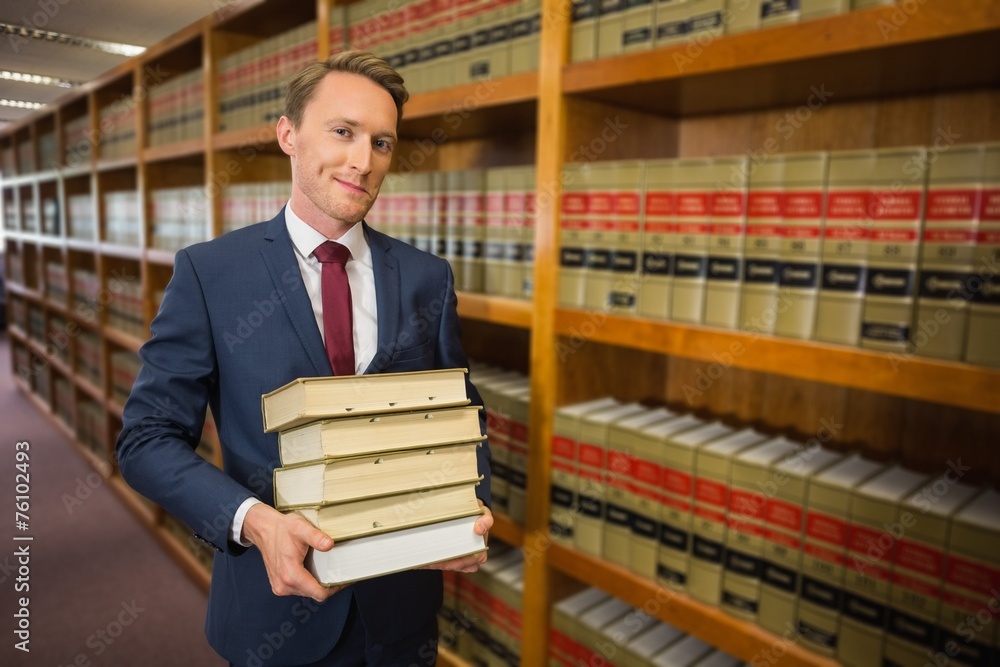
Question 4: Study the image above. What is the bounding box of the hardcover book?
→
[965,142,1000,366]
[638,159,677,320]
[704,156,749,329]
[261,368,471,432]
[671,158,715,324]
[740,156,785,334]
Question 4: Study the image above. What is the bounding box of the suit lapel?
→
[364,223,400,375]
[260,209,331,375]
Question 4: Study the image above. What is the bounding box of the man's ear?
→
[276,116,295,157]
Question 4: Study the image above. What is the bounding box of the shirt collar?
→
[285,201,371,266]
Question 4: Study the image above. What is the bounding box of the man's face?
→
[279,71,398,231]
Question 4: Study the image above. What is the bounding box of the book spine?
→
[758,493,808,636]
[608,184,642,314]
[671,186,711,323]
[638,186,675,319]
[816,186,870,345]
[575,434,608,557]
[657,459,695,589]
[797,506,850,655]
[721,478,769,620]
[964,179,1000,366]
[583,188,616,311]
[775,172,826,339]
[628,451,664,580]
[687,470,731,605]
[559,176,589,307]
[704,164,748,329]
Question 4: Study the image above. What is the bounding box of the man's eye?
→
[334,128,350,137]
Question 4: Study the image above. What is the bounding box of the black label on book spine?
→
[470,60,489,78]
[919,270,972,300]
[674,255,707,277]
[599,0,627,16]
[887,608,935,647]
[862,322,910,343]
[511,17,532,39]
[631,514,658,539]
[779,261,819,288]
[549,521,573,538]
[453,35,472,53]
[708,257,741,281]
[937,630,992,667]
[745,259,779,284]
[419,45,435,62]
[801,576,842,611]
[606,503,631,528]
[473,29,491,48]
[578,495,603,518]
[821,264,866,292]
[612,250,638,272]
[843,591,886,625]
[724,549,762,577]
[524,244,535,262]
[970,275,1000,305]
[657,563,686,586]
[610,292,636,308]
[491,460,510,482]
[551,485,574,508]
[573,0,599,21]
[485,242,505,260]
[434,40,453,58]
[690,11,723,30]
[586,248,612,270]
[762,561,798,593]
[505,243,524,262]
[762,0,800,18]
[465,241,483,260]
[436,238,448,256]
[560,247,585,268]
[489,24,510,43]
[657,19,689,39]
[642,252,673,276]
[622,27,653,47]
[660,523,689,551]
[692,535,724,564]
[722,591,759,614]
[866,267,914,297]
[796,619,838,651]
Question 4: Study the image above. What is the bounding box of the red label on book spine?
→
[894,540,944,578]
[747,191,784,218]
[552,435,576,461]
[577,443,605,468]
[646,192,676,216]
[695,478,727,507]
[826,191,871,219]
[806,511,848,547]
[663,469,692,495]
[730,489,767,520]
[765,499,804,531]
[925,189,982,220]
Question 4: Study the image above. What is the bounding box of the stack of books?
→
[261,368,489,586]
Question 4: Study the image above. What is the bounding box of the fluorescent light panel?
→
[1,70,79,88]
[0,99,44,110]
[0,22,145,58]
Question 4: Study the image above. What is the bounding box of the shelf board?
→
[75,374,105,403]
[149,520,212,593]
[455,292,532,329]
[7,325,28,342]
[555,308,1000,414]
[212,122,277,151]
[5,283,41,300]
[45,298,68,315]
[96,156,138,172]
[142,137,207,163]
[400,72,539,141]
[107,398,125,419]
[563,0,1000,116]
[66,238,98,252]
[548,543,839,667]
[104,326,145,353]
[436,646,472,667]
[146,248,177,266]
[107,475,165,541]
[98,242,143,260]
[60,164,93,180]
[490,511,524,548]
[47,352,72,378]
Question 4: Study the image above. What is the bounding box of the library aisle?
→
[0,334,225,666]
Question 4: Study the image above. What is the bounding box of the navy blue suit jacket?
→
[116,211,490,666]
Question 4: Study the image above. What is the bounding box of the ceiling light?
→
[0,99,44,110]
[0,70,78,88]
[0,23,145,58]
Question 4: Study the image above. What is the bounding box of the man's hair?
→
[283,50,409,127]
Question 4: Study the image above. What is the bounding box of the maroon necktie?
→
[313,241,355,376]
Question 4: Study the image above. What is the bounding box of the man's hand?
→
[421,501,493,573]
[242,503,344,602]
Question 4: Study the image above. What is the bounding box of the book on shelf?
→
[671,158,714,325]
[628,413,707,580]
[720,436,803,621]
[273,441,482,510]
[757,446,844,637]
[815,149,876,346]
[936,487,1000,667]
[483,168,507,296]
[501,384,531,524]
[704,156,749,330]
[774,152,829,340]
[577,597,635,663]
[570,0,598,62]
[550,587,611,666]
[655,419,732,589]
[550,397,621,546]
[582,162,634,312]
[558,162,592,308]
[619,622,685,667]
[478,371,529,516]
[260,367,471,432]
[277,405,485,466]
[305,514,486,587]
[501,165,531,299]
[604,406,676,570]
[649,634,713,667]
[740,154,785,335]
[295,481,484,541]
[914,144,984,360]
[860,146,927,353]
[460,169,487,294]
[802,0,850,21]
[882,477,980,666]
[687,428,770,606]
[966,142,1000,367]
[638,159,677,320]
[575,402,649,558]
[838,465,929,667]
[796,453,885,656]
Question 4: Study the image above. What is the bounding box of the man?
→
[116,51,492,667]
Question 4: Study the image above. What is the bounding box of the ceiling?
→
[0,0,215,130]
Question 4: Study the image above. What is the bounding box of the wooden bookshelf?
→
[4,0,999,665]
[549,544,839,667]
[555,308,1000,415]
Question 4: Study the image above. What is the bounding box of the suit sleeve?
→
[116,249,255,554]
[435,262,492,509]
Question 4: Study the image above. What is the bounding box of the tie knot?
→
[314,241,352,265]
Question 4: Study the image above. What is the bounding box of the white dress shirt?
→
[230,203,380,545]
